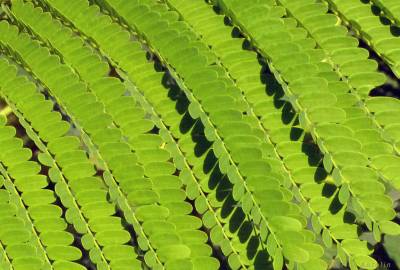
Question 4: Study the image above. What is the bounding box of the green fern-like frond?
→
[212,0,400,268]
[3,3,221,268]
[267,0,400,190]
[0,114,85,270]
[0,0,399,269]
[325,0,400,78]
[75,0,330,268]
[0,57,143,269]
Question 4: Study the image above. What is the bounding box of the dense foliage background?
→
[0,0,399,269]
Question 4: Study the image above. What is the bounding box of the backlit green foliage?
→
[0,0,399,269]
